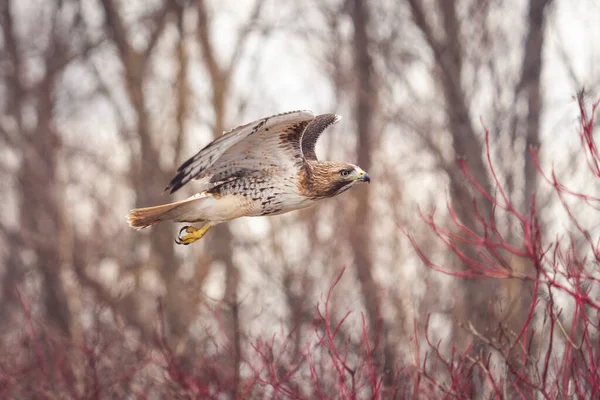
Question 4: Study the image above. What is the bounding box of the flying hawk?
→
[127,110,370,245]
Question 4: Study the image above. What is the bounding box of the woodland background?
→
[1,0,600,398]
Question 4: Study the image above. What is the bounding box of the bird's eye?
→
[340,169,350,177]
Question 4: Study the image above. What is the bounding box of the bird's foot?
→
[175,224,212,245]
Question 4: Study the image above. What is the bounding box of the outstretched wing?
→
[165,110,315,194]
[301,113,341,161]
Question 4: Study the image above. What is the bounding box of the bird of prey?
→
[126,110,370,245]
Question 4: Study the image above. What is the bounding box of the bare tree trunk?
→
[349,0,396,386]
[522,0,552,211]
[0,0,26,324]
[20,83,72,336]
[501,1,552,394]
[2,0,73,336]
[195,0,244,393]
[100,0,190,347]
[407,0,498,354]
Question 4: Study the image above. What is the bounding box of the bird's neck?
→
[300,161,336,199]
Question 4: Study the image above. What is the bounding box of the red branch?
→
[407,93,600,397]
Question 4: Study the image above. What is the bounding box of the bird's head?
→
[303,161,370,198]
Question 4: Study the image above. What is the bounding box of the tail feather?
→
[126,195,206,230]
[127,203,178,230]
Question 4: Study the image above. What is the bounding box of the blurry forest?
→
[1,0,600,398]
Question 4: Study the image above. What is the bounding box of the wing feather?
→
[165,110,315,194]
[301,113,341,161]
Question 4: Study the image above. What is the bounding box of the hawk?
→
[127,110,370,245]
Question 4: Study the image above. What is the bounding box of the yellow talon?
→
[175,224,212,245]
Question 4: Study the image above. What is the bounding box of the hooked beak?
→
[355,168,371,183]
